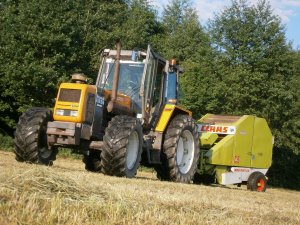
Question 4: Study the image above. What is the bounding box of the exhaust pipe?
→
[107,41,121,113]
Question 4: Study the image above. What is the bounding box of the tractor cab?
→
[95,44,181,130]
[97,49,146,115]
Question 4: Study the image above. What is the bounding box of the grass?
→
[0,151,299,225]
[0,134,83,159]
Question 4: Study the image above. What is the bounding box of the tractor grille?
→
[58,89,81,103]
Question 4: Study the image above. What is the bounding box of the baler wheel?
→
[14,107,57,165]
[83,151,101,172]
[100,115,143,178]
[155,114,200,183]
[247,171,267,192]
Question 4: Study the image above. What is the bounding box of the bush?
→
[58,148,83,160]
[267,148,300,190]
[0,134,13,151]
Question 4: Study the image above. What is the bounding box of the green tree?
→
[285,50,300,154]
[120,0,162,49]
[160,0,203,60]
[162,0,192,32]
[0,0,160,134]
[159,0,217,118]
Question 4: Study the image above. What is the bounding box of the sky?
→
[152,0,300,50]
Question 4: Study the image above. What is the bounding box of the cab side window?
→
[152,62,164,107]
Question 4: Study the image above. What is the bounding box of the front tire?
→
[14,107,57,165]
[83,151,101,172]
[100,115,143,178]
[155,114,200,183]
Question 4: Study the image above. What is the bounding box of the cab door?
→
[140,46,157,124]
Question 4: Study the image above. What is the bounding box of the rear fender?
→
[155,104,192,133]
[145,104,191,164]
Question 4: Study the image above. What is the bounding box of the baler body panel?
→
[205,135,235,166]
[198,114,273,169]
[251,118,273,168]
[230,115,254,167]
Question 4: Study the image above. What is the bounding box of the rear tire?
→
[100,115,143,178]
[14,107,58,165]
[155,114,200,183]
[83,151,101,172]
[247,172,267,192]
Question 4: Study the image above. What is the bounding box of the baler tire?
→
[155,114,200,183]
[247,171,267,192]
[100,115,143,178]
[14,107,58,165]
[83,151,101,172]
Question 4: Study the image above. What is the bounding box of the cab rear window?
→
[58,89,81,102]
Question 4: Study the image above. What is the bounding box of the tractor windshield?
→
[100,59,144,111]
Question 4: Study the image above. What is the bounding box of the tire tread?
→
[14,107,57,165]
[100,115,142,178]
[155,114,200,183]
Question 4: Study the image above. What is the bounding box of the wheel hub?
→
[126,131,139,170]
[176,130,195,174]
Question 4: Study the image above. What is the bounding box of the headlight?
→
[55,109,78,117]
[56,109,64,116]
[70,110,78,117]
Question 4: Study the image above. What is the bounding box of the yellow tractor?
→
[14,43,200,183]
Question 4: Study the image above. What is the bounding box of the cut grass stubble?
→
[0,151,299,225]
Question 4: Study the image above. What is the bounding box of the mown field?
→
[0,151,299,225]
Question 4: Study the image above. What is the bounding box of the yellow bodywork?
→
[155,104,192,132]
[53,83,96,123]
[200,133,218,147]
[199,114,273,169]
